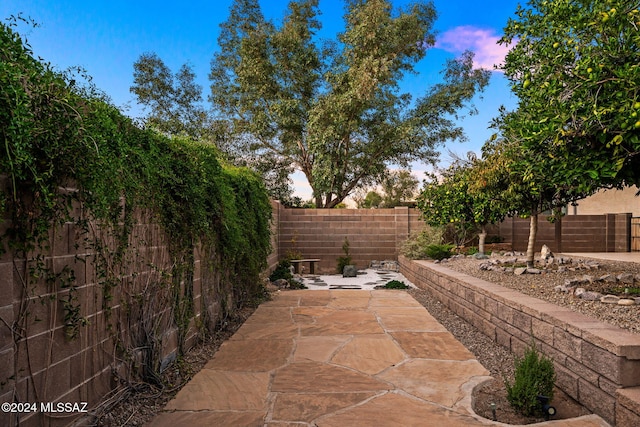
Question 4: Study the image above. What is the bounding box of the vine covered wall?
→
[0,20,272,427]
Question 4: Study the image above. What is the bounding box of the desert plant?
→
[506,341,556,416]
[336,237,352,274]
[425,244,454,261]
[399,227,444,259]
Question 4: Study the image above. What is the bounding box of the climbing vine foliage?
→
[0,18,271,382]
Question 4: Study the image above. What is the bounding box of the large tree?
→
[380,169,419,207]
[131,53,299,204]
[210,0,490,207]
[131,53,211,139]
[499,0,640,194]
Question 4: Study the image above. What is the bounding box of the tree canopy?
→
[209,0,490,207]
[499,0,640,194]
[131,53,211,139]
[417,153,506,249]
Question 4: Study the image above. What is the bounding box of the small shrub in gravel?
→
[506,341,556,416]
[399,227,444,259]
[425,244,454,260]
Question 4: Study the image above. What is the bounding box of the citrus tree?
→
[417,154,506,253]
[471,133,590,267]
[499,0,640,193]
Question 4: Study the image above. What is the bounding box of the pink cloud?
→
[435,26,515,71]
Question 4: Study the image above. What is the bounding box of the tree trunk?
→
[478,225,487,256]
[526,213,538,268]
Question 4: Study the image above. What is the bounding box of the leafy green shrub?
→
[336,237,352,273]
[506,342,556,416]
[464,246,479,255]
[269,259,293,282]
[384,280,408,289]
[425,244,454,260]
[399,227,443,259]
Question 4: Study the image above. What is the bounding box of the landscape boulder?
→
[343,265,358,277]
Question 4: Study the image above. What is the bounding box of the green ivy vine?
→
[1,17,272,389]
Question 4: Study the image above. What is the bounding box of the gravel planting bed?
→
[409,253,640,424]
[440,254,640,334]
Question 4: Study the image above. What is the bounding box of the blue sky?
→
[1,0,521,200]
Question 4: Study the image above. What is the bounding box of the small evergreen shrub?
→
[425,244,454,260]
[269,259,293,282]
[336,237,352,273]
[506,342,556,416]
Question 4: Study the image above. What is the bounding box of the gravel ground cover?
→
[440,254,640,334]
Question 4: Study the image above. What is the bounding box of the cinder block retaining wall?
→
[275,203,424,273]
[399,256,640,427]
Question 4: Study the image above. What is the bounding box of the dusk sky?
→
[1,0,522,200]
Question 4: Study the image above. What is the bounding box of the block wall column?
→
[615,213,632,252]
[394,207,409,257]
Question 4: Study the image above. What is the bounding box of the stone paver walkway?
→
[147,290,610,427]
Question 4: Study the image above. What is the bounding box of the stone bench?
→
[290,259,321,274]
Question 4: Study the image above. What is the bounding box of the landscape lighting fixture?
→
[537,395,556,420]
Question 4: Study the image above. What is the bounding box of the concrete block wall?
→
[500,213,631,253]
[399,256,640,426]
[276,206,425,273]
[0,208,214,427]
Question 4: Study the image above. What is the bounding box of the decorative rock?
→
[635,297,640,305]
[526,268,541,274]
[273,279,290,288]
[618,299,636,306]
[557,266,566,273]
[504,267,514,273]
[381,260,399,271]
[342,265,358,278]
[473,253,489,260]
[580,291,603,301]
[600,295,620,304]
[580,275,594,284]
[540,244,553,260]
[503,251,514,257]
[564,278,581,287]
[555,284,573,293]
[574,287,586,297]
[617,273,634,284]
[514,267,527,276]
[598,274,617,283]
